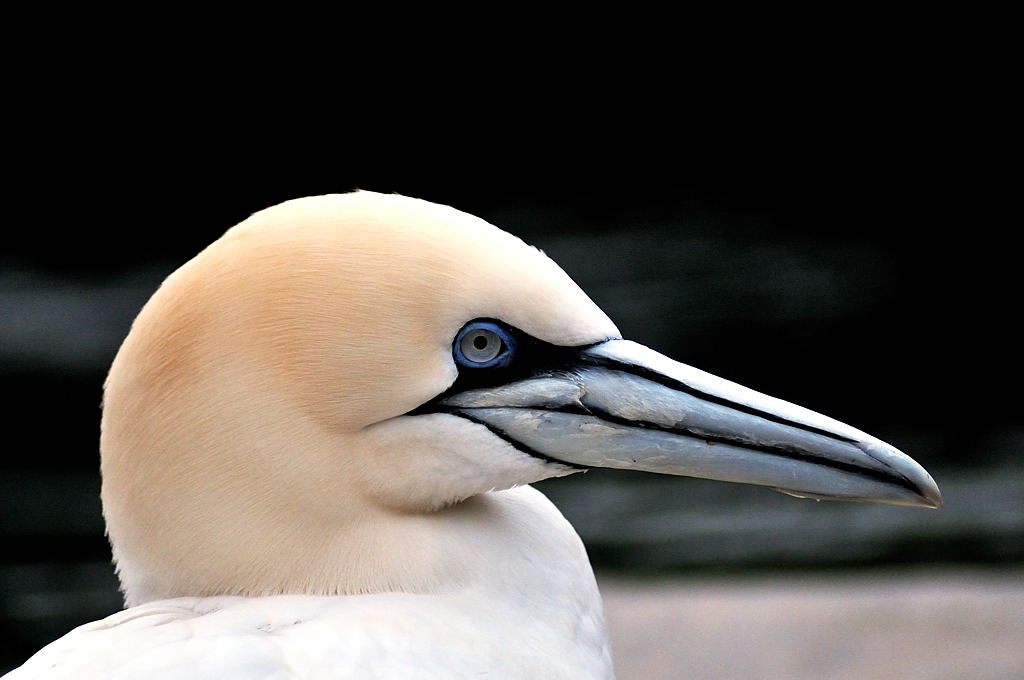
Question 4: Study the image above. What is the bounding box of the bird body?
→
[7,192,939,679]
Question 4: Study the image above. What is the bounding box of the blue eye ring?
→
[453,320,517,369]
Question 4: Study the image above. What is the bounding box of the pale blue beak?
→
[443,339,942,508]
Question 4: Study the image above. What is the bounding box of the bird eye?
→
[453,320,516,369]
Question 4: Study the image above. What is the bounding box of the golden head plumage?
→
[100,192,617,604]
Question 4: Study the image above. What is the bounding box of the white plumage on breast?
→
[15,587,608,680]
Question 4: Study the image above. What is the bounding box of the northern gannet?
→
[7,191,941,679]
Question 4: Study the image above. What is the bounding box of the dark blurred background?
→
[1,125,1019,674]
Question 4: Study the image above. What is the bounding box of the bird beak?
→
[439,339,942,509]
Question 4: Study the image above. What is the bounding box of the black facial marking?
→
[406,318,611,415]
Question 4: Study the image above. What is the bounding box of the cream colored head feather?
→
[101,191,618,605]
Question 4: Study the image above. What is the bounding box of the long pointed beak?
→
[441,339,942,508]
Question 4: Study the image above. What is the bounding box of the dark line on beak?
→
[566,402,924,496]
[443,410,592,471]
[578,354,861,445]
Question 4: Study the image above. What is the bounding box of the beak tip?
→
[906,459,943,510]
[919,482,944,509]
[860,438,943,509]
[897,469,942,509]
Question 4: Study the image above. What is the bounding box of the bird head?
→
[100,191,939,604]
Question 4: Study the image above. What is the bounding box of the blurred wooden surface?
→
[601,569,1024,680]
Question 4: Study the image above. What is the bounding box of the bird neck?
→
[105,484,613,676]
[107,479,603,621]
